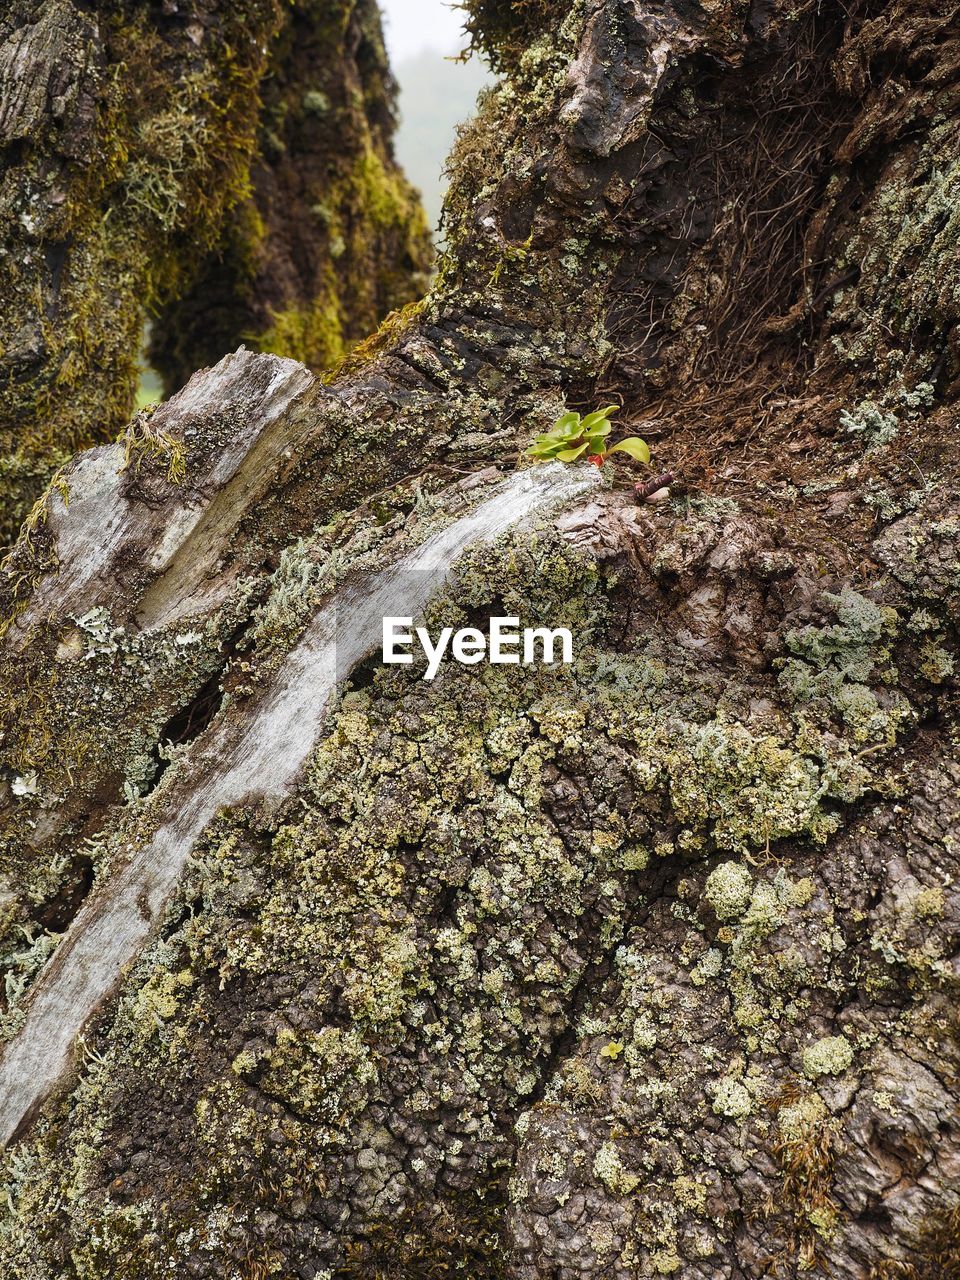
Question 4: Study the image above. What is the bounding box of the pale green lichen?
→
[827,119,960,384]
[650,1246,682,1274]
[691,946,723,986]
[664,714,851,852]
[130,967,193,1038]
[918,638,955,684]
[802,1035,854,1079]
[704,862,754,921]
[593,1141,640,1194]
[0,486,930,1274]
[778,1092,829,1143]
[911,885,945,921]
[712,1076,753,1119]
[839,399,899,448]
[778,587,905,746]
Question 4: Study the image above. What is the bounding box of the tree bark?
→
[147,0,432,397]
[0,2,959,1278]
[0,0,430,544]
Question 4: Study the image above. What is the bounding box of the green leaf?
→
[527,407,627,465]
[552,411,581,437]
[555,443,590,462]
[607,437,650,463]
[527,440,561,458]
[580,406,619,432]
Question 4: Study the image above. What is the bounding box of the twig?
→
[635,471,675,501]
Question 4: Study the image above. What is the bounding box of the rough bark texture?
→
[147,0,432,396]
[0,0,430,544]
[0,2,959,1279]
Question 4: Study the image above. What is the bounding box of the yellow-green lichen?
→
[711,1075,753,1119]
[802,1035,854,1079]
[704,861,754,921]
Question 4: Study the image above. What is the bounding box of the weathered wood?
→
[0,454,598,1147]
[20,351,316,633]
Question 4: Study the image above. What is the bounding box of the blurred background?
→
[380,0,492,235]
[136,0,490,406]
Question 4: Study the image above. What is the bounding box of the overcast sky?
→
[378,0,468,62]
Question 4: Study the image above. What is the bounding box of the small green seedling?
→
[526,405,650,468]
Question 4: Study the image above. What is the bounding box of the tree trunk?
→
[0,0,430,544]
[0,2,959,1278]
[147,0,432,397]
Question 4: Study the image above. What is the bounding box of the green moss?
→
[773,1091,842,1264]
[256,271,346,369]
[119,406,186,483]
[302,89,331,116]
[244,135,431,375]
[0,0,433,541]
[0,5,277,541]
[327,296,427,381]
[462,0,573,73]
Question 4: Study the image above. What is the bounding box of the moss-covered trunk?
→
[148,0,432,395]
[0,0,430,543]
[0,2,959,1278]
